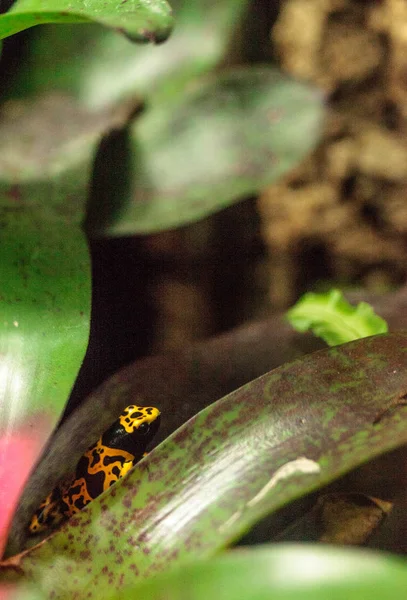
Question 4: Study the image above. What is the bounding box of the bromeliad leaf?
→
[13,334,407,596]
[286,289,388,347]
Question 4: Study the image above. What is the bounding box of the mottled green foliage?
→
[0,0,173,43]
[17,335,407,597]
[286,289,389,346]
[87,67,325,236]
[109,545,407,600]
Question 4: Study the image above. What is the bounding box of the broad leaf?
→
[86,66,325,236]
[0,212,90,555]
[110,545,407,600]
[0,90,131,553]
[10,334,407,595]
[0,0,173,43]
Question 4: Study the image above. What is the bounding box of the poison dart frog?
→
[28,404,160,535]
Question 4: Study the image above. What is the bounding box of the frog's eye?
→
[137,421,150,435]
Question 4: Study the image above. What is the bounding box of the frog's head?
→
[104,404,161,456]
[119,405,161,435]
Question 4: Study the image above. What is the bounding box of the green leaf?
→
[0,0,173,43]
[0,89,124,552]
[286,289,389,346]
[6,0,249,110]
[16,334,407,595]
[112,545,407,600]
[0,208,90,552]
[86,66,325,236]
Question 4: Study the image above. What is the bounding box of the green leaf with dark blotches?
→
[286,289,389,346]
[13,334,407,596]
[86,66,325,236]
[0,0,172,43]
[8,313,321,557]
[110,545,407,600]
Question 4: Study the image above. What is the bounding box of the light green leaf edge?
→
[286,289,388,346]
[115,545,407,600]
[0,0,173,43]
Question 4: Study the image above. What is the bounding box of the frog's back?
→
[28,404,160,534]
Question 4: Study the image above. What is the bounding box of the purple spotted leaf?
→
[7,315,320,556]
[7,333,407,597]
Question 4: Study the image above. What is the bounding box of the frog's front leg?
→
[119,459,135,479]
[118,451,149,480]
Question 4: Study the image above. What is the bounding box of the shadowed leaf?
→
[86,66,325,236]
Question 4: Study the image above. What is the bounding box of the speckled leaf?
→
[6,0,248,110]
[9,288,407,553]
[7,314,321,556]
[12,334,407,596]
[109,545,407,600]
[0,0,172,43]
[86,66,325,236]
